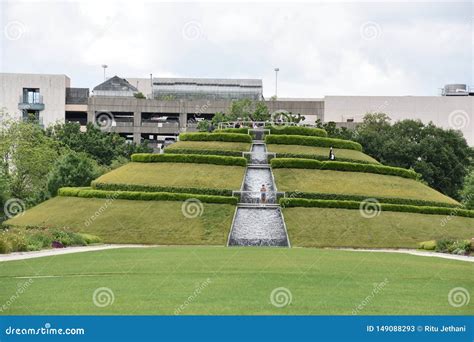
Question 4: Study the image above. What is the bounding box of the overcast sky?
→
[0,0,472,98]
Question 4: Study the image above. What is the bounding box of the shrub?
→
[285,191,460,208]
[91,183,233,197]
[59,187,238,205]
[131,153,247,166]
[418,240,436,250]
[436,238,471,254]
[164,148,243,157]
[214,128,249,134]
[271,158,419,179]
[279,198,474,218]
[79,233,102,245]
[0,234,11,254]
[27,232,53,251]
[180,132,252,143]
[51,230,86,247]
[265,134,362,151]
[269,126,327,137]
[9,232,28,252]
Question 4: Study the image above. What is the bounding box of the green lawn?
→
[283,207,474,248]
[267,144,379,164]
[0,247,471,315]
[6,197,235,245]
[166,141,251,152]
[274,169,458,205]
[94,162,245,191]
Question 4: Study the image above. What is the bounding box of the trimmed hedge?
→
[271,158,419,180]
[265,134,363,151]
[214,128,249,134]
[269,126,327,137]
[285,191,460,208]
[279,198,474,218]
[59,187,238,205]
[91,182,233,197]
[163,148,243,157]
[272,152,375,165]
[131,153,247,166]
[180,132,252,143]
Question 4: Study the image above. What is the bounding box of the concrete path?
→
[333,247,474,262]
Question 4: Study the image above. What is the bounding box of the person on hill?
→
[260,184,267,204]
[329,146,336,160]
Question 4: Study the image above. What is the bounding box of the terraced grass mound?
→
[274,169,458,206]
[267,144,378,164]
[1,247,471,315]
[5,197,235,245]
[165,141,251,156]
[283,207,473,248]
[93,162,245,195]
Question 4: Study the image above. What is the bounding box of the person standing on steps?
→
[329,146,336,160]
[260,184,267,204]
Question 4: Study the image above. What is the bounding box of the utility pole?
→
[274,67,279,99]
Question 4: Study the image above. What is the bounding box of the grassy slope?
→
[274,169,458,205]
[94,162,245,190]
[267,144,379,164]
[283,207,474,248]
[0,247,471,315]
[6,197,235,245]
[166,141,251,152]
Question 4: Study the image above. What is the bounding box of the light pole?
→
[101,64,108,81]
[274,67,279,99]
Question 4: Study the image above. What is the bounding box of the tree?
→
[460,168,474,209]
[250,102,270,122]
[227,99,253,121]
[47,151,103,196]
[134,92,146,99]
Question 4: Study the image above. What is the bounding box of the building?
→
[1,73,473,145]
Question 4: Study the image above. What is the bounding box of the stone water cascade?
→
[227,133,290,247]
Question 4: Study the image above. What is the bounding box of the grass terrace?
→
[0,247,471,315]
[93,162,245,195]
[267,144,379,164]
[273,169,459,206]
[5,197,235,245]
[283,207,474,248]
[165,141,251,155]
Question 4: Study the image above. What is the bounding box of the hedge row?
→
[279,198,474,218]
[214,128,249,134]
[91,182,233,197]
[271,158,418,179]
[59,187,238,205]
[272,152,375,165]
[131,153,247,166]
[265,134,363,151]
[268,126,327,137]
[285,191,460,209]
[164,148,243,157]
[180,132,252,143]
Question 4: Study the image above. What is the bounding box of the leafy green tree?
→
[460,169,474,209]
[251,102,270,122]
[47,151,103,196]
[227,99,252,121]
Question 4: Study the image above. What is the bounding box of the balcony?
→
[18,94,45,111]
